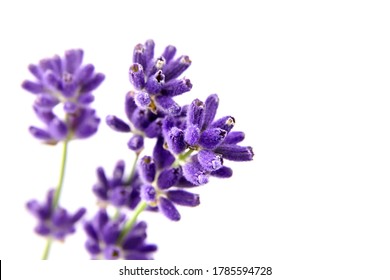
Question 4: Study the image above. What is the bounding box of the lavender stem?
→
[42,137,69,259]
[117,201,147,243]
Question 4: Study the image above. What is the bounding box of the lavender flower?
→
[22,49,105,143]
[93,160,141,210]
[137,154,200,222]
[129,40,192,115]
[26,190,86,240]
[164,94,254,186]
[84,209,156,260]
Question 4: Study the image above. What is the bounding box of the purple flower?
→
[166,94,254,186]
[22,49,105,143]
[137,153,200,222]
[26,190,86,240]
[93,160,141,210]
[84,209,156,260]
[129,40,192,116]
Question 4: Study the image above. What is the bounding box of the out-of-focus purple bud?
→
[166,190,200,207]
[106,115,131,132]
[138,156,156,183]
[127,134,144,152]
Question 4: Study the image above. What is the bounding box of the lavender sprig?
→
[23,49,105,259]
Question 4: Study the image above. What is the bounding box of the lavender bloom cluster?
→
[22,49,104,143]
[100,40,254,223]
[22,50,105,247]
[23,40,253,260]
[26,190,86,240]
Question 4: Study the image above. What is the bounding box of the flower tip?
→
[181,55,191,65]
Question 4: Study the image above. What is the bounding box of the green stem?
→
[126,152,140,185]
[42,139,69,260]
[117,201,147,243]
[173,148,195,167]
[53,139,69,208]
[42,238,52,260]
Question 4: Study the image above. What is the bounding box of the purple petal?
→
[29,126,52,140]
[35,223,50,236]
[157,167,182,190]
[111,187,130,206]
[144,118,163,138]
[78,92,95,105]
[113,160,125,182]
[184,125,200,146]
[134,91,151,108]
[140,184,156,202]
[106,115,131,132]
[85,239,101,255]
[84,222,99,241]
[145,70,165,94]
[130,108,150,130]
[164,55,191,81]
[64,49,83,74]
[94,209,109,231]
[127,134,144,152]
[166,190,200,207]
[77,64,95,83]
[22,80,43,94]
[223,131,245,145]
[166,127,186,154]
[153,137,175,169]
[144,39,155,66]
[210,116,235,133]
[48,118,68,140]
[187,98,205,127]
[129,63,145,89]
[182,161,209,186]
[158,197,181,221]
[52,208,68,227]
[199,128,227,149]
[125,91,138,121]
[28,64,42,80]
[210,166,233,178]
[34,94,59,109]
[146,56,165,77]
[162,45,176,62]
[161,77,192,97]
[102,222,121,245]
[71,208,86,223]
[155,95,181,116]
[93,184,108,200]
[197,150,223,172]
[214,145,254,161]
[133,43,147,69]
[97,167,109,187]
[202,94,219,130]
[80,73,105,93]
[63,101,77,113]
[138,156,156,183]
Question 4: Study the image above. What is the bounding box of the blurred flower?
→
[26,190,86,240]
[93,160,141,210]
[84,209,156,260]
[22,49,104,143]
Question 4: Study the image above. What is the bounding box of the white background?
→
[0,0,390,279]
